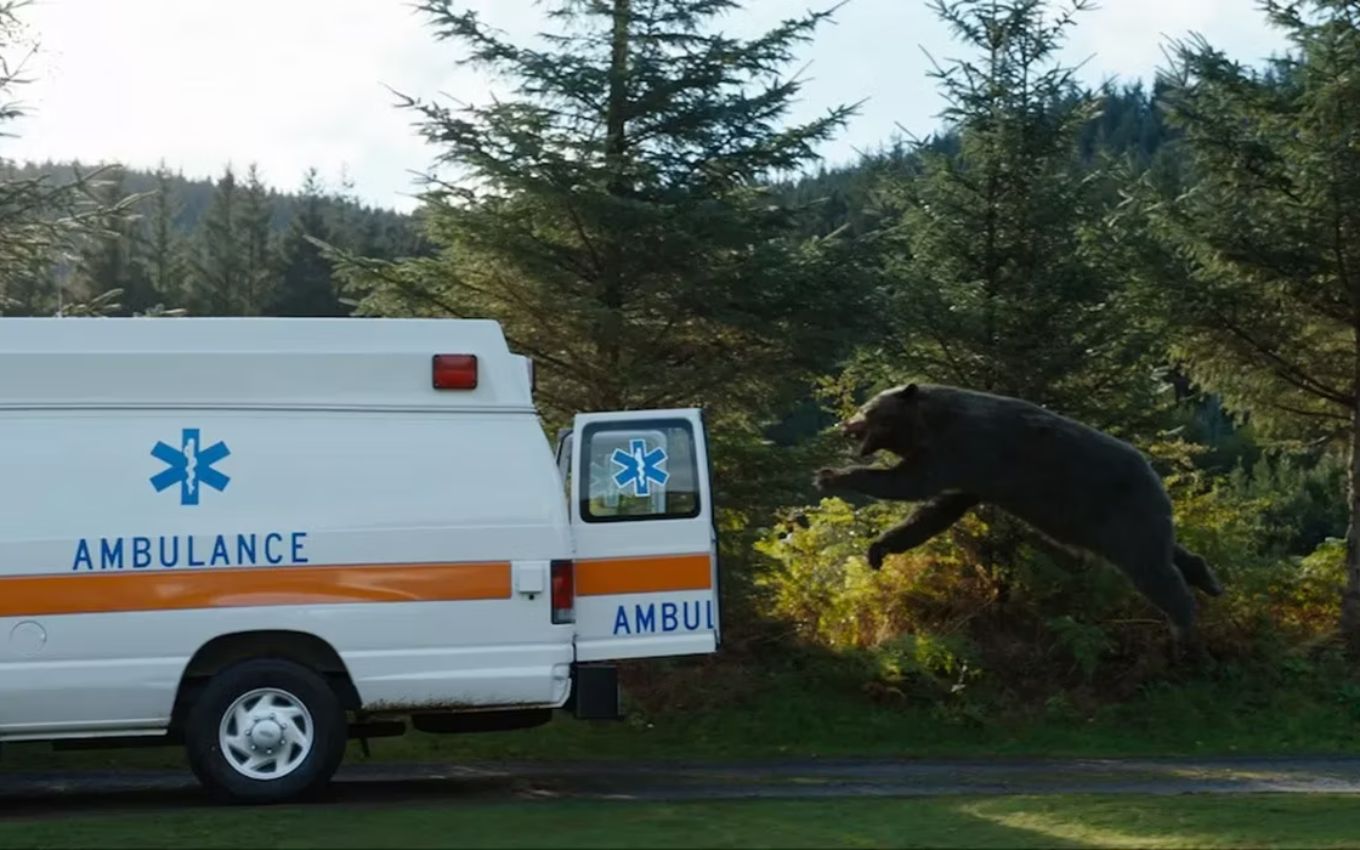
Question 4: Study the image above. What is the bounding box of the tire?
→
[184,658,347,805]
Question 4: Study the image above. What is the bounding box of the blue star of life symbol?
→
[611,439,669,498]
[150,428,231,506]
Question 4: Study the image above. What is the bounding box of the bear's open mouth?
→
[841,418,876,455]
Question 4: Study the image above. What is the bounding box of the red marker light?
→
[432,354,478,390]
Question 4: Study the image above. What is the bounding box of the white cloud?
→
[0,0,1287,211]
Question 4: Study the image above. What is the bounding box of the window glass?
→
[581,420,700,522]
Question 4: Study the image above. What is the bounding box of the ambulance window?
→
[580,420,700,523]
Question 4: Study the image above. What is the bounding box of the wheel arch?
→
[173,630,361,730]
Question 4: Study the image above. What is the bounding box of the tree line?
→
[0,160,423,318]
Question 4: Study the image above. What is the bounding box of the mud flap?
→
[567,663,621,720]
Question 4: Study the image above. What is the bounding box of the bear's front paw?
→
[814,468,844,492]
[867,541,887,571]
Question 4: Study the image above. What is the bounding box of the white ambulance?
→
[0,318,720,803]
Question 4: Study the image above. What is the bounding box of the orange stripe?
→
[0,562,511,618]
[576,554,712,597]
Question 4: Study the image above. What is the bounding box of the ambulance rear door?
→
[567,409,719,662]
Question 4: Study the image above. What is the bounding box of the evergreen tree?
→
[72,165,157,314]
[336,0,866,423]
[272,168,345,317]
[190,166,245,315]
[141,162,190,310]
[1142,0,1360,650]
[239,163,276,315]
[872,0,1163,434]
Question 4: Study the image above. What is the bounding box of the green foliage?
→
[755,497,989,650]
[1227,452,1346,555]
[271,169,346,317]
[867,0,1167,436]
[337,0,870,425]
[1133,1,1360,645]
[189,166,244,315]
[1143,2,1360,446]
[1045,616,1112,682]
[238,164,277,316]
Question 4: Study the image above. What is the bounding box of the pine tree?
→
[1142,0,1360,650]
[272,168,345,317]
[141,163,190,310]
[871,0,1162,434]
[238,163,276,315]
[72,165,157,314]
[190,166,244,315]
[336,0,865,423]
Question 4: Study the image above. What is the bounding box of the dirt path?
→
[4,756,1360,818]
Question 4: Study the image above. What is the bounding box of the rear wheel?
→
[185,659,347,804]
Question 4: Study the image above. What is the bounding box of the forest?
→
[4,0,1359,731]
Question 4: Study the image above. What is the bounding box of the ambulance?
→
[0,318,720,803]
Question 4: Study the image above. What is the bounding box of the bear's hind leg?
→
[1101,530,1200,647]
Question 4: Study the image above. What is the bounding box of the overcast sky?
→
[5,0,1287,212]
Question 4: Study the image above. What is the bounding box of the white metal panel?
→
[0,318,534,411]
[0,403,575,737]
[0,599,575,737]
[575,590,717,661]
[0,412,569,552]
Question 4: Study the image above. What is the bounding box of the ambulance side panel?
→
[0,410,574,738]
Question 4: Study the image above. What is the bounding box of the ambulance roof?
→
[0,317,535,411]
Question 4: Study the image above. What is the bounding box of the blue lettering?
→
[72,539,93,571]
[237,534,257,565]
[661,602,679,633]
[706,599,714,630]
[291,532,308,564]
[132,537,152,569]
[159,536,179,567]
[100,538,125,570]
[634,604,656,633]
[264,533,284,565]
[613,606,631,635]
[210,535,230,567]
[68,531,313,573]
[683,601,701,630]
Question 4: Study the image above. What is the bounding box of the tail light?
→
[551,559,575,624]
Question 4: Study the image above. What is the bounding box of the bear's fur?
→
[814,383,1223,640]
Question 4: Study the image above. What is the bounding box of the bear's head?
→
[840,383,927,458]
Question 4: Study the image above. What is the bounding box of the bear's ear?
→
[894,383,919,400]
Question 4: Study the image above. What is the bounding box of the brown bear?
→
[814,383,1223,641]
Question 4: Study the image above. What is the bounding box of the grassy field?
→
[5,660,1358,772]
[4,795,1360,848]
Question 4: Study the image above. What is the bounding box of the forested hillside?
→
[0,160,424,318]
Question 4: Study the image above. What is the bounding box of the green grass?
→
[6,662,1358,773]
[4,795,1360,848]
